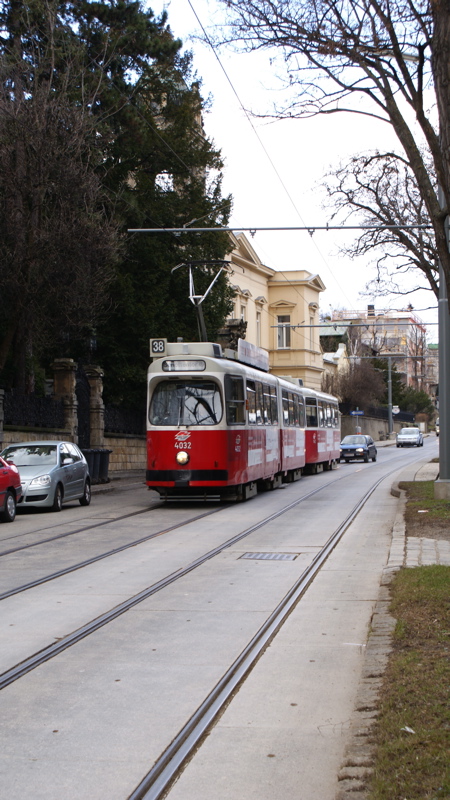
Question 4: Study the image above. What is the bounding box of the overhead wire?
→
[183,0,359,321]
[180,0,439,335]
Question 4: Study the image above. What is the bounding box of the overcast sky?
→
[147,0,439,338]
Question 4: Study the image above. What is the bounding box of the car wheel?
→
[79,479,91,506]
[1,490,16,522]
[52,484,63,512]
[364,454,369,462]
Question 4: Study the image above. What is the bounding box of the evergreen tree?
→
[371,358,405,407]
[0,0,120,391]
[0,0,234,404]
[70,0,234,406]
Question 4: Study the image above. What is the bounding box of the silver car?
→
[1,441,91,511]
[396,427,424,447]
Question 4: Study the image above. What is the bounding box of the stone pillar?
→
[85,365,105,448]
[0,389,4,450]
[51,359,78,442]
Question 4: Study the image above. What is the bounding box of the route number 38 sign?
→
[150,338,167,357]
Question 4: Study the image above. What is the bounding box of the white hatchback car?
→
[396,427,424,447]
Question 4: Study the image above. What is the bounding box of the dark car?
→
[0,455,22,522]
[340,435,377,463]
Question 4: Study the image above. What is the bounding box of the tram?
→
[146,338,341,500]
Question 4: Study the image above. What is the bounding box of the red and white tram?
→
[146,339,341,500]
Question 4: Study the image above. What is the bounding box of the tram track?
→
[127,471,388,800]
[0,505,223,601]
[0,503,160,557]
[0,454,413,695]
[0,445,424,604]
[127,451,436,800]
[0,447,434,800]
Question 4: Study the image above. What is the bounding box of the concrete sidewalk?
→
[336,451,446,800]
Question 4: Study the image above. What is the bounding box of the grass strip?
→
[368,565,450,800]
[398,481,450,525]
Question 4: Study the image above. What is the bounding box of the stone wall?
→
[340,416,404,440]
[104,434,146,472]
[2,429,146,474]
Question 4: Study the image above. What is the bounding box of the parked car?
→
[0,441,91,511]
[0,455,22,522]
[340,435,377,463]
[435,418,440,437]
[396,427,424,447]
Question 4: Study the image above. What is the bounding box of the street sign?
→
[350,410,364,415]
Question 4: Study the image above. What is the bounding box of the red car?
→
[0,455,22,522]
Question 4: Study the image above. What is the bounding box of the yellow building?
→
[225,233,326,391]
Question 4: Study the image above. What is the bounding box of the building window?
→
[256,312,261,347]
[277,315,291,349]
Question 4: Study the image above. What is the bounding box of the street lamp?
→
[435,189,450,499]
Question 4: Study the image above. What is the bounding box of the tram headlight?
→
[176,451,190,465]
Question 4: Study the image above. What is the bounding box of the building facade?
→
[224,233,326,391]
[330,305,433,390]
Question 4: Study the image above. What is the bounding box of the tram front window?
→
[150,381,222,426]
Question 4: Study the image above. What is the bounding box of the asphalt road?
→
[0,437,439,800]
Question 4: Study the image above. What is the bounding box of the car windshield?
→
[1,444,58,466]
[341,436,367,445]
[399,429,418,436]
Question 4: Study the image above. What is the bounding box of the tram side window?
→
[332,404,339,427]
[255,383,264,424]
[305,397,318,427]
[325,404,332,427]
[262,384,271,424]
[318,402,326,427]
[282,390,289,425]
[262,384,278,425]
[288,393,296,426]
[247,380,257,424]
[270,386,278,425]
[298,396,306,428]
[225,375,245,424]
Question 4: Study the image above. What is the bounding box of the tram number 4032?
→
[150,338,167,356]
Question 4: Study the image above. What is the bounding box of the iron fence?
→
[3,391,65,429]
[104,404,146,436]
[339,402,415,424]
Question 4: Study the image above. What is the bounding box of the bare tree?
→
[323,151,439,299]
[335,359,386,407]
[216,0,450,298]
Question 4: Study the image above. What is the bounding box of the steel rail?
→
[126,471,391,800]
[0,506,223,601]
[0,472,353,691]
[0,444,420,600]
[0,448,428,692]
[0,506,157,558]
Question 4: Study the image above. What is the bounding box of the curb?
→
[335,488,407,800]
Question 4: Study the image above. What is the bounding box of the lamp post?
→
[387,356,393,437]
[435,190,450,499]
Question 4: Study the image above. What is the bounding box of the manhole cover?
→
[240,552,298,561]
